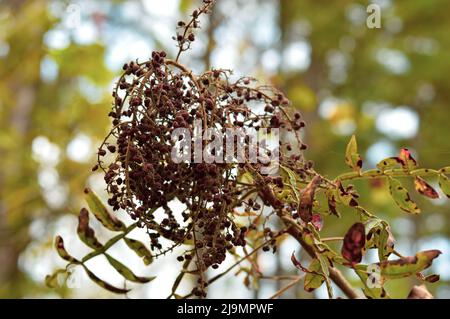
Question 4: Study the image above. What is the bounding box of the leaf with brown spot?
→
[379,250,441,279]
[124,237,153,265]
[326,190,340,217]
[378,225,395,261]
[82,265,130,294]
[438,174,450,198]
[84,188,126,231]
[388,178,421,214]
[291,252,308,272]
[298,176,321,223]
[424,274,440,283]
[55,236,79,263]
[303,259,325,292]
[377,157,402,171]
[398,148,418,171]
[414,176,439,199]
[345,135,363,172]
[105,253,156,283]
[335,180,359,207]
[342,222,366,264]
[77,208,103,249]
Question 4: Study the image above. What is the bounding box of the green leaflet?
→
[388,178,420,214]
[378,226,395,262]
[376,157,401,171]
[105,253,156,283]
[82,265,130,294]
[379,250,441,279]
[77,208,103,249]
[438,174,450,198]
[84,188,125,231]
[317,254,333,298]
[124,237,153,265]
[364,219,394,261]
[335,181,359,207]
[55,236,79,263]
[345,135,363,172]
[280,165,301,202]
[304,259,325,292]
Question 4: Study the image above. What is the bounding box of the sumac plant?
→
[47,0,450,299]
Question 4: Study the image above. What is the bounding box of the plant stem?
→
[336,168,441,182]
[269,275,305,299]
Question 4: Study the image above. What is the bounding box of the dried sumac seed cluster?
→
[96,48,307,264]
[95,0,311,297]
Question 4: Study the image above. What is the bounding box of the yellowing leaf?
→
[77,208,103,249]
[388,178,420,214]
[379,250,441,279]
[304,259,325,292]
[124,237,153,265]
[376,157,401,171]
[345,135,363,172]
[84,188,125,231]
[378,225,395,262]
[55,236,79,263]
[414,176,439,199]
[82,265,130,294]
[105,253,156,283]
[438,174,450,198]
[398,148,418,171]
[280,165,300,202]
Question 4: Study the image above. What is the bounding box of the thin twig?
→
[269,275,304,299]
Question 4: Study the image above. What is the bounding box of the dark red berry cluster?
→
[94,0,311,297]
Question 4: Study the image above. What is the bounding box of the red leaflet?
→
[342,222,366,265]
[291,252,308,272]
